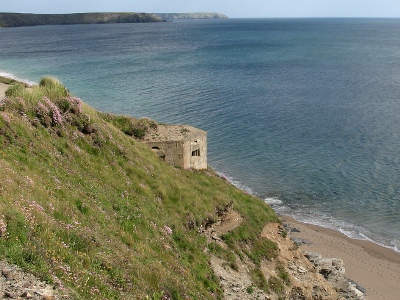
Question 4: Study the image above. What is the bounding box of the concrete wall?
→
[147,141,185,168]
[189,132,207,169]
[144,131,207,170]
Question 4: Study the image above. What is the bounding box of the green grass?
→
[250,267,269,293]
[0,78,279,299]
[0,76,22,85]
[208,242,239,271]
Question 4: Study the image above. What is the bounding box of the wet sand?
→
[281,215,400,300]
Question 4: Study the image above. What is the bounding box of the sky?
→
[1,0,400,18]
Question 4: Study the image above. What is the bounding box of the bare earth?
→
[207,210,346,300]
[0,83,7,99]
[281,215,400,300]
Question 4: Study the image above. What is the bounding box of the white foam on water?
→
[264,196,400,254]
[287,212,400,254]
[264,197,284,206]
[0,70,36,86]
[216,171,254,195]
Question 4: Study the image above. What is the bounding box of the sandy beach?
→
[0,83,8,98]
[281,215,400,300]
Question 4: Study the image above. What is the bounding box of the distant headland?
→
[0,12,228,27]
[154,13,228,21]
[0,12,163,27]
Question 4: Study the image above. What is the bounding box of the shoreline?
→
[2,73,400,298]
[281,215,400,300]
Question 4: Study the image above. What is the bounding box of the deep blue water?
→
[1,18,399,251]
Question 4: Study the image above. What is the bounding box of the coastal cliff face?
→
[0,12,229,27]
[0,13,163,27]
[0,78,363,299]
[154,13,228,21]
[206,210,364,300]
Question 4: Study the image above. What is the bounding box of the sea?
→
[1,18,399,252]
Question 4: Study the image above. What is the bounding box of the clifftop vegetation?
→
[0,78,280,299]
[154,13,228,21]
[0,13,163,27]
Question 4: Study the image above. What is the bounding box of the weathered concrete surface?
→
[142,124,207,170]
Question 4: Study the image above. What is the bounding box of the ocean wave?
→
[0,70,36,86]
[262,196,400,253]
[264,197,284,205]
[216,171,254,195]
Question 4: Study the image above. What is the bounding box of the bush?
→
[100,113,158,139]
[5,83,25,98]
[39,77,68,97]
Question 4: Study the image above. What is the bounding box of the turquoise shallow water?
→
[1,18,399,251]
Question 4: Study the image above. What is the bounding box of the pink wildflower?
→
[51,106,62,125]
[43,97,63,125]
[163,225,173,235]
[0,112,11,124]
[90,286,100,295]
[51,274,64,289]
[35,101,49,117]
[71,97,83,113]
[0,218,6,237]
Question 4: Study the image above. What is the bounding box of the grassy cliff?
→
[0,78,279,299]
[0,13,163,27]
[154,13,228,21]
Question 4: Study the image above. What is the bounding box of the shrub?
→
[56,97,82,114]
[39,77,69,98]
[0,97,28,115]
[5,83,25,98]
[43,97,62,125]
[100,113,158,139]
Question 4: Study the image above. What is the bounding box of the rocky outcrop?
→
[207,216,365,300]
[211,256,269,300]
[304,253,365,299]
[0,261,69,300]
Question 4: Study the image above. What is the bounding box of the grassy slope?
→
[0,79,278,299]
[0,76,22,85]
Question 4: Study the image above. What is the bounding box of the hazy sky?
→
[1,0,400,18]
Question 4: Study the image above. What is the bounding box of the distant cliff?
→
[0,12,163,27]
[154,12,228,21]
